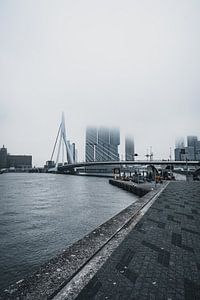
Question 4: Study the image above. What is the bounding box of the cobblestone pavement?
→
[75,182,200,300]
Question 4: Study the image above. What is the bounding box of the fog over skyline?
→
[0,0,200,166]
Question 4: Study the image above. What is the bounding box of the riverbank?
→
[1,181,166,299]
[3,180,199,300]
[0,174,136,294]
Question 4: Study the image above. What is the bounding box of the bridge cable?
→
[86,135,118,160]
[56,131,62,166]
[50,123,61,162]
[86,135,119,161]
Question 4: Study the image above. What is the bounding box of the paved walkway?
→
[75,182,200,300]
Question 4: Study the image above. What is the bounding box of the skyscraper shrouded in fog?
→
[109,127,120,160]
[70,142,77,163]
[85,127,120,162]
[125,136,135,161]
[187,136,198,160]
[187,136,198,148]
[85,127,98,162]
[96,127,110,161]
[175,137,185,149]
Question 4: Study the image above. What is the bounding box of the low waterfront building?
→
[7,155,32,170]
[0,145,32,170]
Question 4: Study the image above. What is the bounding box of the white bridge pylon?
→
[50,113,74,168]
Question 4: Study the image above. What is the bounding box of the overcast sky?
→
[0,0,200,166]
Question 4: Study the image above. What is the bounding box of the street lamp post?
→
[150,146,153,161]
[169,147,173,178]
[134,153,139,184]
[186,157,188,182]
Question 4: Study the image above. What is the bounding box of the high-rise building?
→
[85,126,120,162]
[187,136,198,160]
[75,149,78,163]
[96,127,110,161]
[70,142,76,163]
[175,135,200,161]
[85,127,97,162]
[109,128,120,161]
[187,146,195,160]
[110,128,120,146]
[175,137,185,149]
[125,136,135,161]
[196,141,200,160]
[187,136,198,148]
[174,148,181,161]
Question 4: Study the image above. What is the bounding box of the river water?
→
[0,173,137,292]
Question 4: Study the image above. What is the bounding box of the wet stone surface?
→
[76,182,200,300]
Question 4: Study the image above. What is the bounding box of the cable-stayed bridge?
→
[48,113,74,172]
[48,114,200,174]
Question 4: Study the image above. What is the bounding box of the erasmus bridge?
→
[48,114,200,175]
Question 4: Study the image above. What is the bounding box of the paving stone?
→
[76,276,102,300]
[181,228,200,236]
[184,278,200,300]
[75,182,200,300]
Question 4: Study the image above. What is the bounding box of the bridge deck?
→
[57,160,200,172]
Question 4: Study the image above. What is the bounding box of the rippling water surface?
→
[0,173,137,291]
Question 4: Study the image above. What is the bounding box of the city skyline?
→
[0,1,200,166]
[2,131,200,169]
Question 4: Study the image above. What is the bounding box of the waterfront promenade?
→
[75,181,200,300]
[1,180,200,299]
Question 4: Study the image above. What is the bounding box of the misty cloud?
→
[0,0,200,165]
